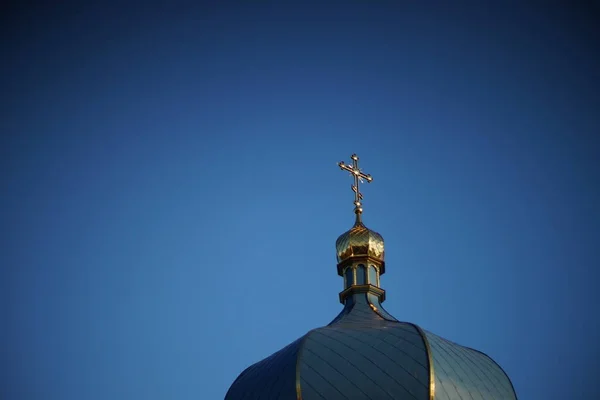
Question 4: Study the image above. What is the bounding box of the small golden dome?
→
[335,216,385,265]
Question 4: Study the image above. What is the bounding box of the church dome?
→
[225,293,517,400]
[225,153,517,400]
[335,217,385,265]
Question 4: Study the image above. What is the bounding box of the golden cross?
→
[338,153,373,215]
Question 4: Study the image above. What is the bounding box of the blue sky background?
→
[1,2,599,399]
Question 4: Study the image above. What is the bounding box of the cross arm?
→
[338,161,373,182]
[338,162,354,173]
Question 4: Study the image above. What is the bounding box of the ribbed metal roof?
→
[425,331,517,400]
[225,293,516,399]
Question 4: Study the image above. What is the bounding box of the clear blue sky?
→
[1,2,599,399]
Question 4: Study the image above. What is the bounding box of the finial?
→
[338,153,373,219]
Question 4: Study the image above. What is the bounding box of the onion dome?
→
[225,295,518,400]
[335,215,385,266]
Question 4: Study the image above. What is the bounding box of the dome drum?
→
[337,255,386,276]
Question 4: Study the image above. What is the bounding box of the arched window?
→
[344,267,354,288]
[369,265,378,287]
[356,264,366,285]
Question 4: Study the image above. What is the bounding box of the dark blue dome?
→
[225,292,516,400]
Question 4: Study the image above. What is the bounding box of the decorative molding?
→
[338,284,386,304]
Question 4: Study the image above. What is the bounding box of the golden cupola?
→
[335,215,385,269]
[336,154,386,303]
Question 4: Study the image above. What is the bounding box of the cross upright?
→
[338,153,373,216]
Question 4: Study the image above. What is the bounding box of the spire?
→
[336,154,386,304]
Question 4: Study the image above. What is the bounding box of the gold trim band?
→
[413,324,435,400]
[295,330,315,400]
[338,284,386,304]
